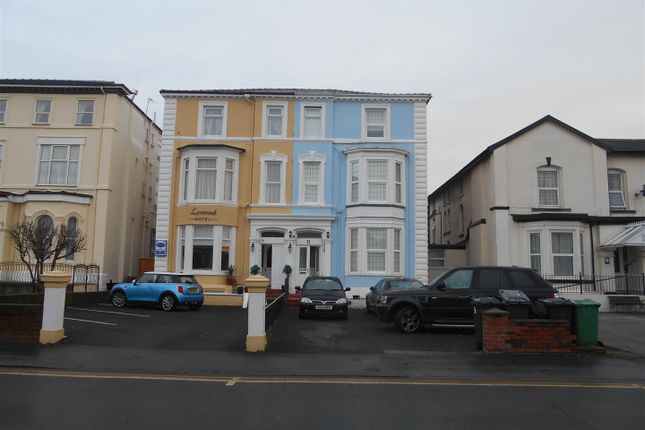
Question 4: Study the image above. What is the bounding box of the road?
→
[1,371,643,430]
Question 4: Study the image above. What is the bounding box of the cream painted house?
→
[428,115,645,289]
[0,80,161,286]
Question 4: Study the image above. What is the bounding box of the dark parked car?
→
[296,276,350,319]
[376,266,557,333]
[366,278,425,313]
[110,272,204,312]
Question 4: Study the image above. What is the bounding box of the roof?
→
[160,87,432,102]
[601,222,645,248]
[0,79,132,95]
[597,139,645,153]
[428,115,643,200]
[0,79,161,133]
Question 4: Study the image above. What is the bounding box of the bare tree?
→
[8,218,86,284]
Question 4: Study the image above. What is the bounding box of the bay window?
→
[346,150,406,205]
[347,226,403,275]
[529,232,541,273]
[177,225,236,274]
[178,147,240,204]
[552,232,574,276]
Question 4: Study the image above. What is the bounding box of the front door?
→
[295,245,320,287]
[261,243,285,290]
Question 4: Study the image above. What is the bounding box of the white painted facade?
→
[428,116,645,285]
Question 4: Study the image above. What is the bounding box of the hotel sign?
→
[189,208,217,222]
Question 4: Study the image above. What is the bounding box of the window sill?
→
[35,184,78,188]
[293,203,331,208]
[531,207,571,212]
[610,209,635,214]
[251,203,288,208]
[190,270,228,276]
[198,134,227,139]
[346,203,405,209]
[33,123,50,126]
[178,201,237,206]
[75,123,93,127]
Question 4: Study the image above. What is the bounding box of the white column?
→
[39,271,71,344]
[245,275,269,352]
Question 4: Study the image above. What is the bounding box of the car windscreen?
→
[303,279,342,291]
[389,280,423,289]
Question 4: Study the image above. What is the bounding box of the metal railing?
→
[0,261,100,294]
[264,292,287,331]
[543,273,645,295]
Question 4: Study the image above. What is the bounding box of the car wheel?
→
[188,303,202,311]
[160,294,177,312]
[111,290,126,308]
[365,299,373,313]
[394,306,422,333]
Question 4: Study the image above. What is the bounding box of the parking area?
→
[63,302,247,352]
[268,308,477,354]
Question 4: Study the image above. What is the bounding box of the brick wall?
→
[483,308,576,354]
[0,304,43,344]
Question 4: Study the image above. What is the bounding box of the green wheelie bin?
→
[573,299,601,347]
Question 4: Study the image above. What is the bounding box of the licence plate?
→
[188,287,199,293]
[315,305,333,310]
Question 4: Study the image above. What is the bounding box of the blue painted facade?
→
[291,100,420,293]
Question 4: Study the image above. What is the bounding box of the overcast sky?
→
[1,0,643,191]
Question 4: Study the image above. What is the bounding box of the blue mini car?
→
[110,272,204,311]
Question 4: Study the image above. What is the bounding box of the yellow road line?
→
[0,368,642,390]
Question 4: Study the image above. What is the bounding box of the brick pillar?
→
[39,271,71,345]
[245,275,269,352]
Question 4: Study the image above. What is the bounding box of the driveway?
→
[63,302,246,352]
[268,308,476,354]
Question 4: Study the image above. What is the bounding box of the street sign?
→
[155,240,167,257]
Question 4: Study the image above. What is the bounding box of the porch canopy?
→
[601,222,645,248]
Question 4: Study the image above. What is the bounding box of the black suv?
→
[375,266,557,333]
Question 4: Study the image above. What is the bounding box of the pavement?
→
[1,303,644,386]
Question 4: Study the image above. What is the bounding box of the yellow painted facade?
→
[163,98,295,291]
[0,84,160,285]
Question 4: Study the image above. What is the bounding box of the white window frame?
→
[551,230,575,277]
[198,101,228,138]
[361,104,390,140]
[393,229,402,274]
[297,152,325,205]
[367,159,389,203]
[259,152,288,205]
[349,228,359,273]
[178,147,240,204]
[35,137,85,186]
[175,225,236,275]
[262,101,288,138]
[528,231,542,274]
[428,249,446,269]
[607,169,627,209]
[395,161,403,204]
[537,166,561,208]
[300,103,325,139]
[346,150,406,206]
[350,160,359,203]
[76,100,95,126]
[0,99,7,124]
[345,224,404,276]
[34,99,53,124]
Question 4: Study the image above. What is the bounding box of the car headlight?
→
[300,297,312,304]
[378,296,390,305]
[336,298,347,304]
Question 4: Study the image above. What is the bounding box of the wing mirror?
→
[436,282,447,291]
[345,287,351,291]
[295,286,302,291]
[369,286,375,292]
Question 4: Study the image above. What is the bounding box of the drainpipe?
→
[89,86,108,269]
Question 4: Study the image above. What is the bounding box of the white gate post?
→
[245,275,269,352]
[39,271,71,344]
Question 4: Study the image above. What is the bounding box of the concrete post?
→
[39,271,71,345]
[245,274,269,352]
